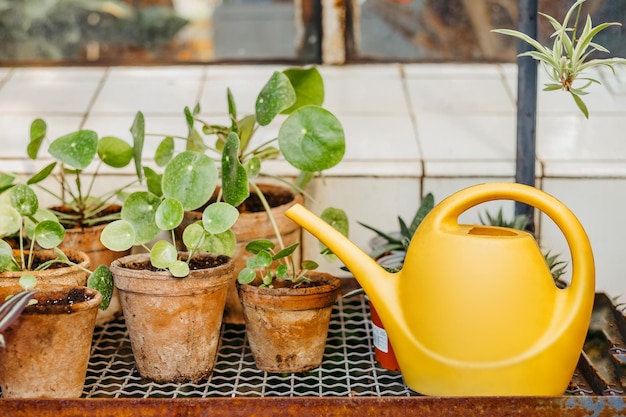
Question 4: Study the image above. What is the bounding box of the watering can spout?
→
[284,204,397,308]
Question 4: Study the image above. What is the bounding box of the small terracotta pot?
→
[61,222,130,326]
[238,272,341,373]
[178,183,303,324]
[0,249,90,287]
[0,284,102,398]
[110,252,234,383]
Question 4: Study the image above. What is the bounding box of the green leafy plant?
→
[358,193,435,259]
[26,114,144,228]
[492,0,626,118]
[100,149,240,278]
[0,178,114,311]
[146,66,349,279]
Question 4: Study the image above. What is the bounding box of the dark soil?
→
[27,287,95,314]
[14,251,84,270]
[201,186,294,213]
[121,254,231,272]
[251,276,329,289]
[51,204,121,229]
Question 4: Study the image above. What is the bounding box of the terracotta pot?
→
[56,205,131,326]
[0,249,90,287]
[178,183,303,324]
[110,252,234,383]
[238,272,341,373]
[0,284,102,398]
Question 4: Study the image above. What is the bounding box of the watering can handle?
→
[434,182,594,310]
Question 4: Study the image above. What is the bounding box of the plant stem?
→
[249,181,284,249]
[572,1,584,44]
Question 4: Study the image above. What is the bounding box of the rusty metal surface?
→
[1,289,625,416]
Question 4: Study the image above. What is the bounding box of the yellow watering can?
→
[285,182,595,396]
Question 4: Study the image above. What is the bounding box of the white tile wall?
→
[1,64,625,301]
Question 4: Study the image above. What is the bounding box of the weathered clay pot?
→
[238,272,341,373]
[178,183,303,324]
[0,284,102,398]
[56,205,130,326]
[110,252,234,383]
[0,249,90,287]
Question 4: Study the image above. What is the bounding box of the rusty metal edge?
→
[0,396,625,417]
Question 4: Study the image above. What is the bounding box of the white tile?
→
[403,63,502,79]
[425,161,516,178]
[406,78,514,113]
[0,67,104,114]
[318,64,403,79]
[541,178,626,301]
[417,113,516,160]
[91,66,204,114]
[323,78,408,114]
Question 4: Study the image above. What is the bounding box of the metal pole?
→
[515,0,539,231]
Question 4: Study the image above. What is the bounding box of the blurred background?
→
[1,0,625,66]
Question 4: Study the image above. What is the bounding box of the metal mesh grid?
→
[83,295,417,398]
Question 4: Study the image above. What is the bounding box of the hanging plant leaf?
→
[256,71,296,126]
[278,106,345,172]
[9,184,38,217]
[221,132,249,207]
[121,192,161,244]
[33,220,65,249]
[155,197,184,231]
[97,136,133,168]
[100,220,135,252]
[27,118,47,160]
[87,265,114,311]
[48,130,98,170]
[162,151,218,211]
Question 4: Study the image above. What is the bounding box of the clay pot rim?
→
[238,273,341,296]
[2,249,91,279]
[0,284,102,314]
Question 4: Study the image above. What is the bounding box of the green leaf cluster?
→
[492,0,626,118]
[25,113,144,227]
[100,151,240,278]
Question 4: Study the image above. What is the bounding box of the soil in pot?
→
[238,272,341,373]
[178,183,303,324]
[0,249,90,287]
[0,284,102,398]
[110,252,234,383]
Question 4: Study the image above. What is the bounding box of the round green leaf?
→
[202,202,239,235]
[33,220,65,249]
[88,265,114,310]
[100,220,135,252]
[121,192,161,244]
[278,106,345,172]
[98,136,133,168]
[19,274,38,290]
[200,230,237,257]
[245,239,274,254]
[169,260,189,278]
[48,130,98,170]
[282,67,324,114]
[221,132,249,207]
[150,240,177,269]
[162,151,218,211]
[24,208,59,241]
[28,118,47,159]
[256,71,296,126]
[155,137,175,167]
[155,198,184,231]
[0,205,21,237]
[257,250,273,267]
[10,184,38,216]
[181,222,206,252]
[237,268,256,285]
[0,240,14,271]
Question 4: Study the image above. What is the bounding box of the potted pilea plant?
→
[350,193,435,371]
[100,147,240,383]
[25,114,145,324]
[492,0,626,118]
[236,238,342,373]
[0,178,113,398]
[150,66,347,324]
